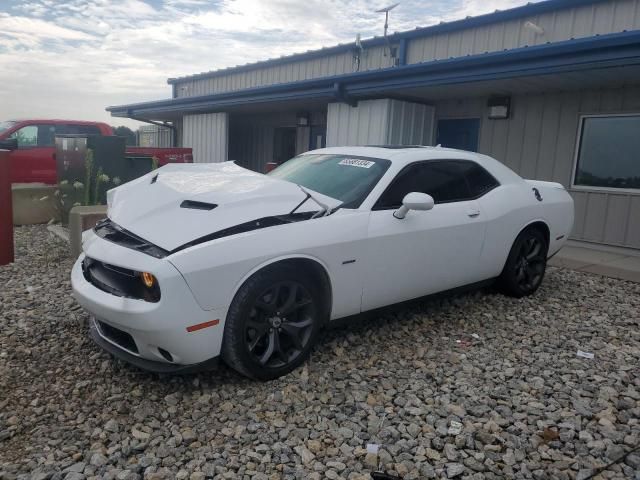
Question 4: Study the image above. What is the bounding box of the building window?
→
[574,114,640,190]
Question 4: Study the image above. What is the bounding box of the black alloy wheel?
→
[221,265,324,380]
[245,281,315,368]
[513,235,546,292]
[499,227,548,298]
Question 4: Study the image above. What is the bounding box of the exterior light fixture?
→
[296,113,309,126]
[488,96,511,120]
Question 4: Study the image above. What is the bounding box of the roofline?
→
[166,0,606,85]
[108,30,640,118]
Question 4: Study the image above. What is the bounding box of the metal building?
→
[108,0,640,250]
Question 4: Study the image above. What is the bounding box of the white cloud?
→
[0,0,532,128]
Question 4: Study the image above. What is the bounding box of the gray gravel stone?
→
[1,225,639,480]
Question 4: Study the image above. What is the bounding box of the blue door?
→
[436,118,480,152]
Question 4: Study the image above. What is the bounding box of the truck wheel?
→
[499,227,548,298]
[221,265,323,380]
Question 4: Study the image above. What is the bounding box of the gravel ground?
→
[1,225,639,480]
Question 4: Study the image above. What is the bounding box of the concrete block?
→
[69,205,107,258]
[12,183,60,225]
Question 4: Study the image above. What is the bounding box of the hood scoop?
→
[180,200,217,211]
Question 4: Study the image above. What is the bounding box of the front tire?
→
[499,227,548,298]
[221,265,323,380]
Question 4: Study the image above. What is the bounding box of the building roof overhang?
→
[107,30,640,121]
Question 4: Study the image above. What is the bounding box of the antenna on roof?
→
[376,3,400,61]
[376,3,399,37]
[353,33,364,72]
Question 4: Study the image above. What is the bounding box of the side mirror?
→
[393,192,434,219]
[0,138,18,151]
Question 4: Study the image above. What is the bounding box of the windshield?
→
[0,121,16,135]
[269,154,391,209]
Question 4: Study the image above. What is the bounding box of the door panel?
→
[10,147,56,184]
[9,123,57,184]
[273,127,297,164]
[437,119,480,152]
[362,201,487,311]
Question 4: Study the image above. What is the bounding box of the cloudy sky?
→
[0,0,530,128]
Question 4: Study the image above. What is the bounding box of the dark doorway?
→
[436,118,480,152]
[273,127,297,164]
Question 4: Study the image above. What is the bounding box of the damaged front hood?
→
[106,162,341,252]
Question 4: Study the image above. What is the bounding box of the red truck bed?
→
[125,147,193,166]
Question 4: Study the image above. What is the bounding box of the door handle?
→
[467,209,480,218]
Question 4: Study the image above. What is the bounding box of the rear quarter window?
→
[462,162,500,197]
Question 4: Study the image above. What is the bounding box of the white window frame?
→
[571,113,640,195]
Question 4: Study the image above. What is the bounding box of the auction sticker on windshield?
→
[338,158,375,168]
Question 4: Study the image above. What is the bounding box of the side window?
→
[56,125,100,135]
[37,125,56,146]
[77,125,101,135]
[375,161,471,209]
[460,162,500,197]
[10,124,55,147]
[10,126,38,147]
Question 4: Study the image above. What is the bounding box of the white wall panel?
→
[174,45,392,98]
[327,99,434,147]
[434,85,640,249]
[406,0,640,64]
[183,113,228,164]
[326,100,391,147]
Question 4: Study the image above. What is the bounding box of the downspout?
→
[332,82,357,107]
[397,38,408,66]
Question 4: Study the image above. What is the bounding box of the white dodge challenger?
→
[71,146,574,379]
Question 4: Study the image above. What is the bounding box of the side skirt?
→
[327,278,497,329]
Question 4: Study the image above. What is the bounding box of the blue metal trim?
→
[397,38,408,66]
[108,30,640,118]
[166,0,606,84]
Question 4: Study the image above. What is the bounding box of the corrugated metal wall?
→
[175,45,393,98]
[327,100,392,146]
[183,113,228,163]
[228,110,326,172]
[407,0,640,64]
[228,123,273,172]
[326,99,434,147]
[388,100,435,146]
[137,125,173,147]
[172,0,640,99]
[435,85,640,249]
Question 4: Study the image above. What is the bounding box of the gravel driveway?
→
[1,226,639,480]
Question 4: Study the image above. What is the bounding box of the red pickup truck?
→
[0,119,192,184]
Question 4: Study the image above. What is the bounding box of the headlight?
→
[140,272,156,288]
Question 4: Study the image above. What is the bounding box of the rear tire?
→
[499,227,548,298]
[221,265,324,380]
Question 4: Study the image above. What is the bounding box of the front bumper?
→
[71,232,229,369]
[89,319,218,373]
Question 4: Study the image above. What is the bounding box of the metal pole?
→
[0,149,14,265]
